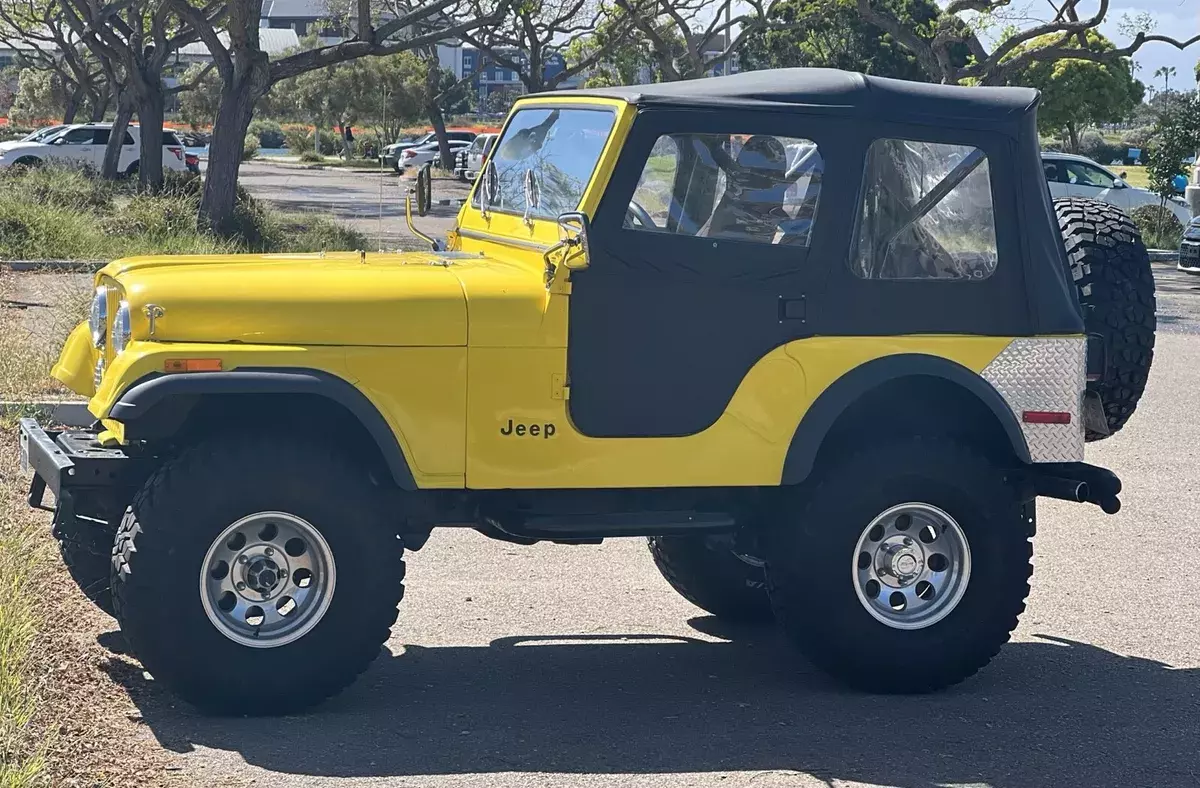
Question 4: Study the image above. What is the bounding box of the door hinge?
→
[551,373,570,400]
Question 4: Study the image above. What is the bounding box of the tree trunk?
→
[89,86,110,122]
[62,85,83,124]
[428,102,453,170]
[102,94,134,180]
[200,76,261,233]
[136,88,166,191]
[1067,122,1080,154]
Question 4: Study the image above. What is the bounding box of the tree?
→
[168,0,507,233]
[565,12,680,85]
[1146,91,1200,198]
[461,0,638,93]
[0,66,16,116]
[609,0,791,81]
[1006,32,1142,152]
[741,0,960,81]
[0,0,112,122]
[60,0,215,188]
[845,0,1199,85]
[179,62,223,128]
[7,67,68,122]
[1154,65,1177,93]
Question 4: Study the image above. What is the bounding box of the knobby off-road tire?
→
[57,519,117,617]
[764,437,1032,694]
[111,433,405,715]
[1054,197,1156,441]
[648,535,772,623]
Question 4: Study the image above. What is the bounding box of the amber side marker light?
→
[164,358,223,373]
[1022,410,1071,424]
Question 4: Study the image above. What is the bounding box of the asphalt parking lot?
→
[234,161,469,249]
[85,262,1199,788]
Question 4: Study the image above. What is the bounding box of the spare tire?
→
[1053,197,1156,441]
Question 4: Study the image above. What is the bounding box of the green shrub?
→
[247,119,286,149]
[242,132,260,160]
[0,163,114,211]
[283,125,314,153]
[1078,131,1125,165]
[285,216,368,252]
[1129,203,1184,250]
[298,150,324,163]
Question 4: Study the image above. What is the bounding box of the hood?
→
[0,141,44,155]
[101,251,482,347]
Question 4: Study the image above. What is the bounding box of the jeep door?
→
[566,109,848,438]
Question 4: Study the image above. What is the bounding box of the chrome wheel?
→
[852,502,971,630]
[200,512,336,648]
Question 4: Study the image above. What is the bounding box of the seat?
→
[703,135,790,243]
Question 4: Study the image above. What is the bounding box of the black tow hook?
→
[1021,462,1122,514]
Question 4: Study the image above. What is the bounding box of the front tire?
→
[764,437,1032,693]
[111,433,405,715]
[648,534,772,623]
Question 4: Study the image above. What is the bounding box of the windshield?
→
[25,126,66,143]
[477,107,616,221]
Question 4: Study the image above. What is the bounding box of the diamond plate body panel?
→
[981,337,1085,463]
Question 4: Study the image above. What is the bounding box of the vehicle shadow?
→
[106,622,1199,786]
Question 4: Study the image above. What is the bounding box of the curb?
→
[0,401,92,427]
[1147,249,1179,263]
[2,260,105,272]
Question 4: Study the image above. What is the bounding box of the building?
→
[260,0,342,37]
[176,28,302,65]
[437,43,575,103]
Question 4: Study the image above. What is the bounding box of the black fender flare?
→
[780,353,1030,485]
[108,367,416,489]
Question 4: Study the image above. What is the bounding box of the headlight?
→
[112,301,131,354]
[89,286,108,347]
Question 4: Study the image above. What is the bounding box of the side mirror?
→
[557,211,591,270]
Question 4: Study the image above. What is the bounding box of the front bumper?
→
[18,419,155,510]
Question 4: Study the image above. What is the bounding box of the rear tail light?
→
[403,149,417,159]
[168,147,183,161]
[185,154,198,166]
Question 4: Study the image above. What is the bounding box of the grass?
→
[0,427,52,787]
[1117,164,1150,189]
[0,164,368,261]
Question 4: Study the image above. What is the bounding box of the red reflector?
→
[1022,410,1071,424]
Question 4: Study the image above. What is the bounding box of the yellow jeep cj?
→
[19,69,1154,715]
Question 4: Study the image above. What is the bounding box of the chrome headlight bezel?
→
[89,286,108,348]
[112,301,131,354]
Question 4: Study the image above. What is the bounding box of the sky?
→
[1099,0,1199,90]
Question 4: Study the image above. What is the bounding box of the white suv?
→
[1042,152,1190,224]
[0,123,187,175]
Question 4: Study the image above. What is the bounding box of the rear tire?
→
[111,433,405,715]
[1053,197,1156,440]
[124,160,139,177]
[764,437,1032,693]
[648,534,772,623]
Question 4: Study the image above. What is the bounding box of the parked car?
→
[0,123,188,175]
[454,133,498,181]
[1042,152,1191,224]
[1179,216,1200,273]
[382,130,476,171]
[397,139,472,173]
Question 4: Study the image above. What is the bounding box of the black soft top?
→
[541,68,1039,128]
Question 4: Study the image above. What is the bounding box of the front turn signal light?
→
[164,358,223,373]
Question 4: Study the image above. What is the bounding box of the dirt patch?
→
[0,271,91,401]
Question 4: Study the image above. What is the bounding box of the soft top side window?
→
[623,132,824,248]
[851,139,998,281]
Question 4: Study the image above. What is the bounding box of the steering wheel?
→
[626,200,656,229]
